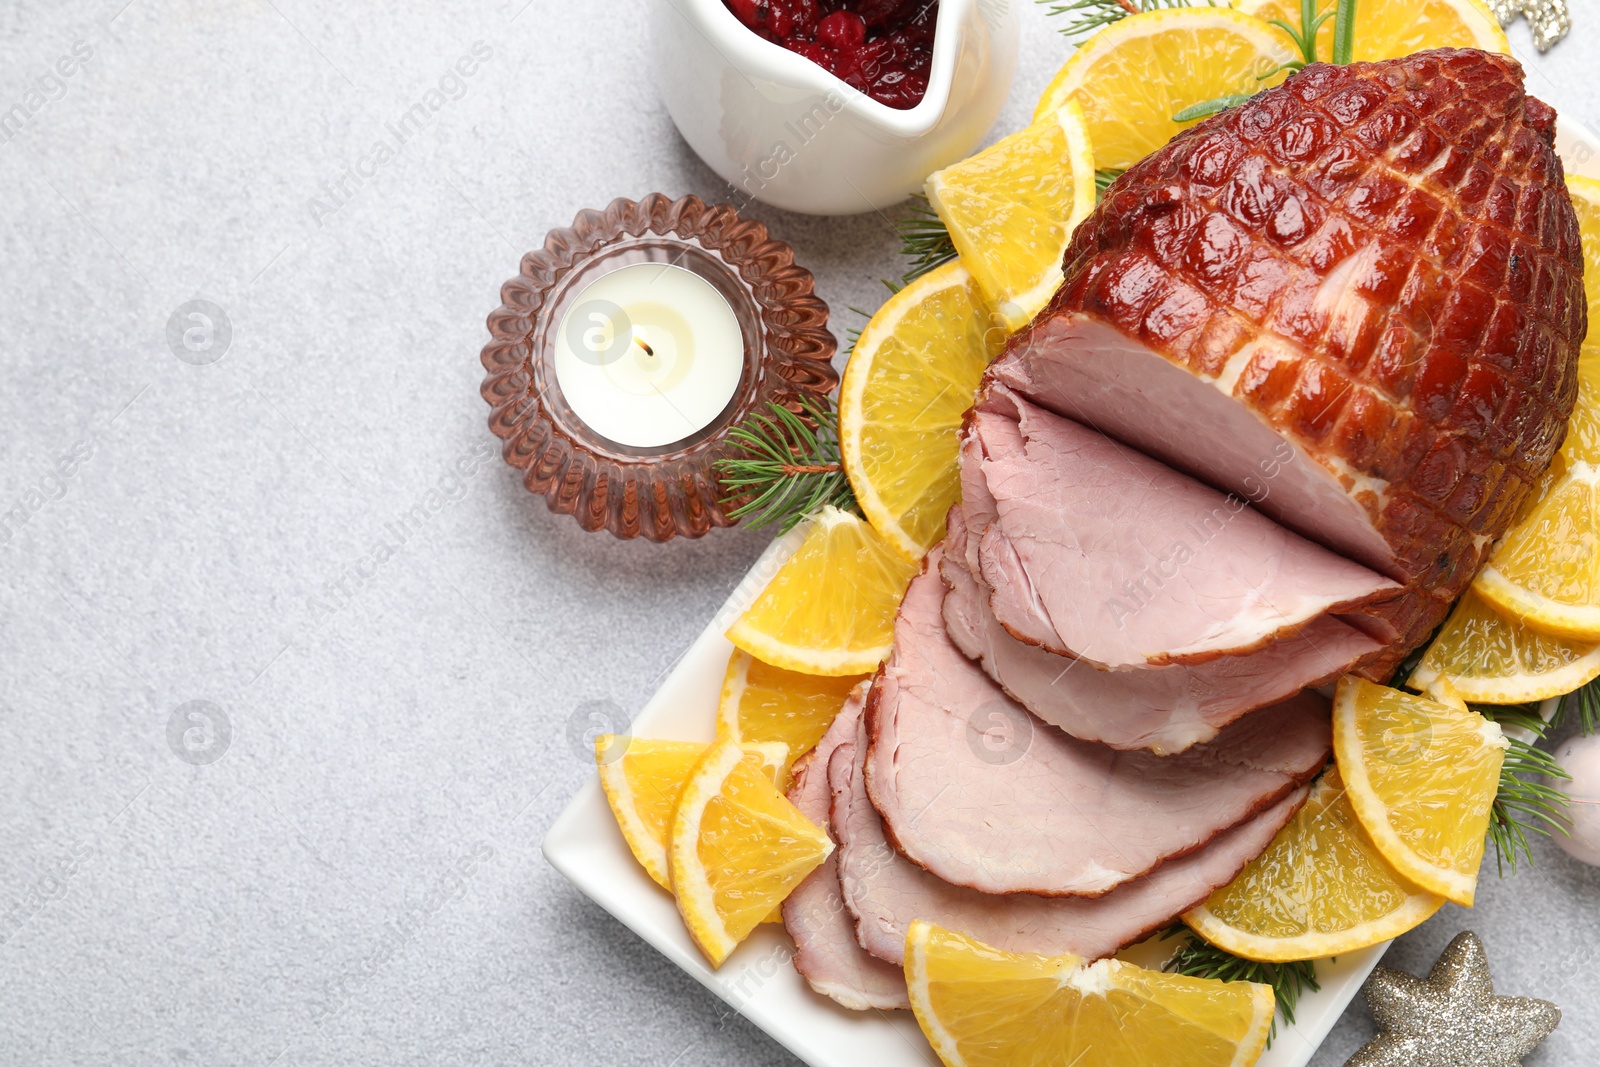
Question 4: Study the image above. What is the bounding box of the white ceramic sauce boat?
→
[654,0,1021,215]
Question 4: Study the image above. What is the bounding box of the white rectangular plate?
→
[544,117,1600,1067]
[543,531,1381,1067]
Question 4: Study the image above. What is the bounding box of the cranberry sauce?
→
[723,0,938,110]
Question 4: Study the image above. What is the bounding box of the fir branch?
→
[1556,677,1600,735]
[894,195,959,286]
[1391,647,1580,876]
[1037,0,1195,39]
[894,175,1125,291]
[1477,706,1572,874]
[844,306,875,356]
[1169,0,1359,123]
[1160,925,1319,1044]
[716,397,858,533]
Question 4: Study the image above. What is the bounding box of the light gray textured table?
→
[1,2,1598,1064]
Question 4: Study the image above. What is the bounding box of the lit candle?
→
[553,263,746,449]
[480,192,841,541]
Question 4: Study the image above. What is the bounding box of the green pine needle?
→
[894,196,959,286]
[1476,705,1572,874]
[1387,645,1575,874]
[843,305,876,356]
[1556,677,1600,735]
[1160,925,1319,1044]
[894,172,1127,288]
[716,397,858,533]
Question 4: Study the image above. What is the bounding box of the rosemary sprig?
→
[1160,925,1319,1044]
[1037,0,1196,40]
[1266,0,1335,67]
[1094,167,1125,198]
[1330,0,1359,65]
[1476,705,1572,873]
[1169,0,1359,121]
[894,195,959,286]
[716,396,858,533]
[1172,93,1256,122]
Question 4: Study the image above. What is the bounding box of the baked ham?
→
[863,553,1332,896]
[941,505,1379,753]
[780,686,909,1011]
[961,382,1397,668]
[990,49,1585,668]
[830,708,1306,964]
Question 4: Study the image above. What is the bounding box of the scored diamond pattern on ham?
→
[777,48,1578,998]
[991,48,1585,672]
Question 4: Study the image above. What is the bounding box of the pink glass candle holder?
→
[481,193,838,541]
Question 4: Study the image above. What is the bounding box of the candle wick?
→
[632,334,655,358]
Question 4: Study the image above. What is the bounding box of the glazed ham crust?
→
[1008,49,1586,667]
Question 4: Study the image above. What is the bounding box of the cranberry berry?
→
[722,0,938,110]
[817,11,867,50]
[853,0,923,28]
[726,0,820,42]
[865,68,924,110]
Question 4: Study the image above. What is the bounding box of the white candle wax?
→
[553,262,745,449]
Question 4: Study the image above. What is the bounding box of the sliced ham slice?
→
[780,686,909,1011]
[864,552,1331,897]
[997,50,1585,668]
[940,505,1378,753]
[831,710,1306,964]
[990,315,1398,574]
[963,383,1398,668]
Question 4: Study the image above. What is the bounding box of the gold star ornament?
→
[1346,932,1560,1066]
[1485,0,1572,52]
